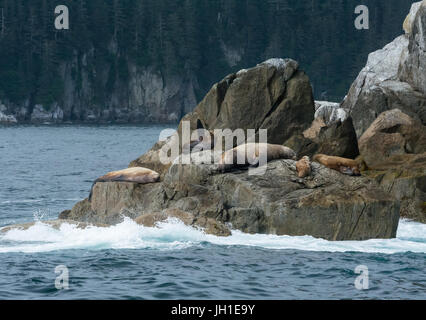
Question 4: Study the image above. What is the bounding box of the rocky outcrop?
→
[363,153,426,223]
[302,117,359,159]
[399,1,426,95]
[314,101,348,126]
[342,1,426,137]
[67,182,165,225]
[359,109,426,169]
[358,109,426,223]
[61,58,400,240]
[338,2,426,223]
[67,150,400,240]
[36,50,426,238]
[284,100,359,159]
[179,58,315,145]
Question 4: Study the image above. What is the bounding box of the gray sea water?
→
[0,125,425,300]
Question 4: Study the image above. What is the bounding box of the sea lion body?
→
[313,154,361,176]
[89,167,160,201]
[218,143,297,172]
[296,156,311,178]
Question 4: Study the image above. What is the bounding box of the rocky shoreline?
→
[2,1,425,240]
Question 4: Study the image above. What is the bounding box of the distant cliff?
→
[0,0,417,123]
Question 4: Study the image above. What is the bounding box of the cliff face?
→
[2,48,198,124]
[52,50,198,124]
[0,0,416,124]
[342,0,426,137]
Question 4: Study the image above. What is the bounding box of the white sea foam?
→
[0,218,425,254]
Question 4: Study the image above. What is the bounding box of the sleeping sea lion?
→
[313,154,361,176]
[218,143,297,172]
[296,156,311,178]
[89,167,160,201]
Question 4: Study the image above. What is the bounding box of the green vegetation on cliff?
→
[0,0,417,119]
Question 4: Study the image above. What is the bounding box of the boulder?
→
[399,1,426,95]
[342,33,426,137]
[342,2,426,138]
[68,182,165,225]
[358,108,426,223]
[363,153,426,223]
[403,1,425,35]
[359,109,426,168]
[177,58,315,146]
[314,101,348,126]
[288,116,359,159]
[312,117,359,159]
[161,156,400,240]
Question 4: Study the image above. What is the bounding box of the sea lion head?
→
[283,146,297,160]
[351,166,361,176]
[296,156,311,178]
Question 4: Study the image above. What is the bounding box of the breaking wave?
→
[0,218,425,254]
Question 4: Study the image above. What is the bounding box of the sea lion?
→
[183,129,215,152]
[296,156,311,178]
[89,167,160,201]
[218,143,297,172]
[313,154,361,176]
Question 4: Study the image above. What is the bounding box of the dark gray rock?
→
[359,109,426,169]
[177,58,315,146]
[67,150,400,240]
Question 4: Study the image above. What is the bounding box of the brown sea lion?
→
[89,167,160,201]
[218,143,297,172]
[313,154,361,176]
[296,156,311,178]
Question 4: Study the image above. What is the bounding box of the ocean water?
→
[0,125,425,300]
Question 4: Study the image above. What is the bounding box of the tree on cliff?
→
[0,0,417,114]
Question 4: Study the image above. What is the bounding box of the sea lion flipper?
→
[88,177,109,201]
[339,166,354,176]
[88,180,100,202]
